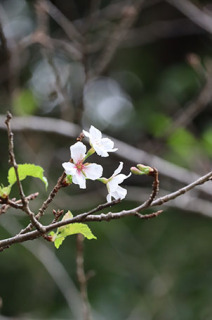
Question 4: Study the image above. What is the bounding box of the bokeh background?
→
[0,0,212,319]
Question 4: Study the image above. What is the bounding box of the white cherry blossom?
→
[106,162,131,202]
[62,141,103,189]
[83,125,117,157]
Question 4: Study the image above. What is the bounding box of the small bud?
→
[0,185,11,199]
[77,132,85,142]
[137,164,154,175]
[48,232,56,242]
[130,167,142,175]
[61,175,72,187]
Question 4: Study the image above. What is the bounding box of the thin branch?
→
[35,0,74,121]
[0,192,39,214]
[5,113,46,233]
[135,209,163,219]
[0,170,211,251]
[164,62,212,135]
[89,1,145,77]
[43,0,83,45]
[127,186,212,218]
[167,0,212,34]
[121,18,204,48]
[19,172,66,235]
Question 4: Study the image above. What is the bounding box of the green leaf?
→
[50,211,97,249]
[8,164,48,189]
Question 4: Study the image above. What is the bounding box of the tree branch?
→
[0,170,211,251]
[5,113,46,233]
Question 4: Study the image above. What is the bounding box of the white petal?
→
[90,125,102,140]
[70,142,86,163]
[113,162,123,176]
[93,144,109,157]
[106,193,112,202]
[83,129,90,138]
[108,186,127,201]
[101,138,117,152]
[72,171,86,189]
[62,162,76,175]
[84,163,103,180]
[115,185,127,199]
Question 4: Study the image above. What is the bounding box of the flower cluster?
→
[62,125,131,202]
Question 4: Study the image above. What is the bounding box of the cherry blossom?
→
[83,125,117,157]
[106,162,131,202]
[62,141,103,189]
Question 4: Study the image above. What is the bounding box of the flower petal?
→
[107,186,127,202]
[62,162,77,175]
[106,193,112,202]
[84,163,103,180]
[70,142,86,163]
[113,162,123,176]
[92,144,109,157]
[83,129,90,138]
[72,171,86,189]
[90,125,102,140]
[101,138,118,152]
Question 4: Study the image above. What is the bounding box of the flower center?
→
[75,160,84,172]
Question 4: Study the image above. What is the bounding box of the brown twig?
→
[19,172,66,235]
[0,169,211,251]
[5,112,46,233]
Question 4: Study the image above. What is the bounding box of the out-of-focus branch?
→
[164,60,212,134]
[89,1,145,77]
[121,18,204,48]
[76,234,92,320]
[35,0,74,121]
[43,0,83,45]
[1,216,83,319]
[0,115,211,197]
[167,0,212,34]
[0,5,20,101]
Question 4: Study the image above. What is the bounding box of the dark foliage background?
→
[0,0,212,319]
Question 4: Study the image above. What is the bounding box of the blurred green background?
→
[0,0,212,319]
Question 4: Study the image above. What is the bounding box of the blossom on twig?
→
[105,162,131,202]
[62,141,103,189]
[83,125,117,157]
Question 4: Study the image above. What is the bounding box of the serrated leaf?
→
[8,164,48,189]
[50,210,97,249]
[62,223,97,240]
[55,236,65,249]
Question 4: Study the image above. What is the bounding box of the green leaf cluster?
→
[49,211,97,249]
